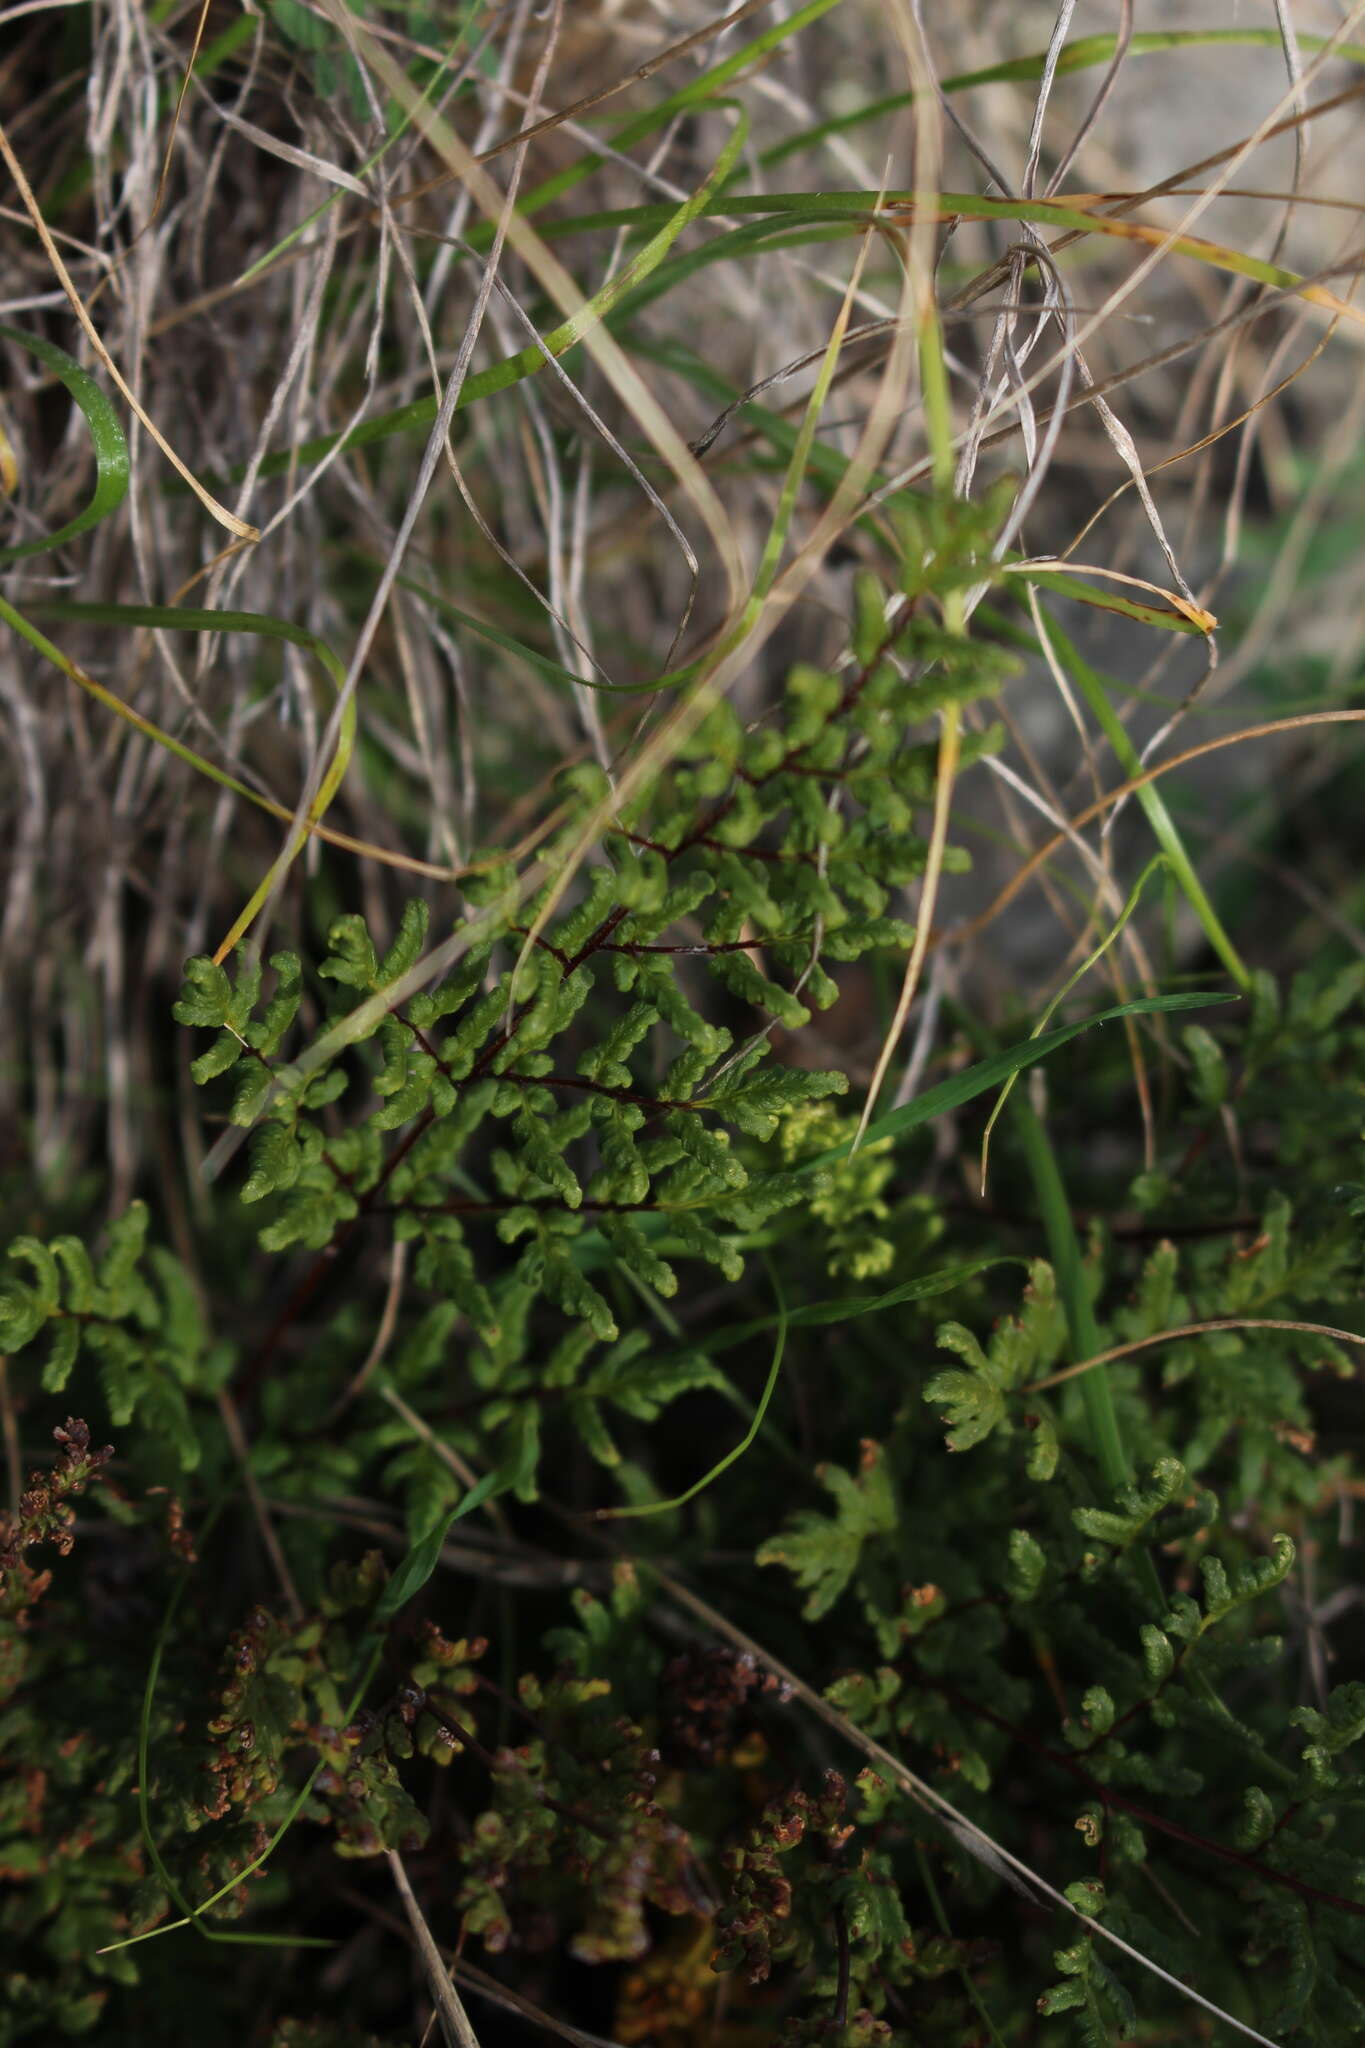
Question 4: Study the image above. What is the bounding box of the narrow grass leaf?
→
[19,600,355,962]
[598,1277,789,1520]
[979,853,1173,1186]
[374,1467,510,1624]
[640,1256,1019,1370]
[1035,607,1250,986]
[0,325,129,564]
[762,29,1365,166]
[823,993,1239,1167]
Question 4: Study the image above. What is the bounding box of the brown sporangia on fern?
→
[0,1418,113,1633]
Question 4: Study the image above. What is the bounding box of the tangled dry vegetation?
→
[3,3,1365,2044]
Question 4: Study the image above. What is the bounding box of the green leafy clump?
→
[82,596,1002,1538]
[6,627,1365,2046]
[5,898,1364,2047]
[7,73,1365,2037]
[10,0,1365,2037]
[0,1207,229,1471]
[0,539,1025,2040]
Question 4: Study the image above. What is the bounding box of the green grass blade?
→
[121,1497,338,1953]
[396,573,663,696]
[109,1641,382,1954]
[0,597,273,807]
[814,991,1238,1167]
[1005,563,1210,635]
[232,100,747,487]
[0,325,129,564]
[598,1275,790,1521]
[226,178,1357,485]
[1011,1091,1130,1495]
[32,599,347,680]
[373,1467,511,1623]
[1036,608,1251,988]
[632,1255,1021,1371]
[503,0,847,229]
[979,853,1174,1177]
[10,600,355,960]
[759,29,1365,168]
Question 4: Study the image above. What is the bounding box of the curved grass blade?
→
[108,1638,383,1954]
[1008,560,1215,634]
[119,1447,512,1956]
[233,181,1364,486]
[1035,607,1250,986]
[4,597,447,880]
[0,116,255,541]
[597,1273,789,1521]
[7,599,355,961]
[761,29,1365,169]
[817,991,1239,1168]
[236,97,749,485]
[496,0,845,231]
[568,190,1365,333]
[0,596,274,804]
[616,1255,1018,1376]
[107,1493,342,1956]
[396,572,661,696]
[978,854,1172,1188]
[0,324,129,565]
[373,1464,511,1625]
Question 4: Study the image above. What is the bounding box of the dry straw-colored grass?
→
[1,0,1362,1205]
